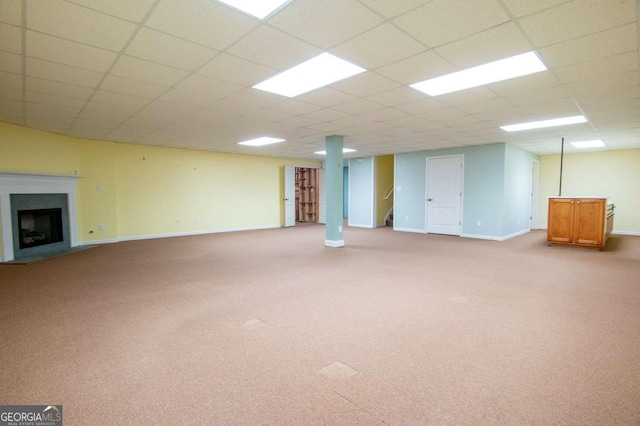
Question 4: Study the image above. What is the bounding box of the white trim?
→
[461,229,530,241]
[118,225,280,242]
[348,223,375,229]
[393,227,427,234]
[81,238,119,246]
[530,160,540,229]
[0,172,81,262]
[461,233,497,240]
[611,231,640,236]
[325,239,345,247]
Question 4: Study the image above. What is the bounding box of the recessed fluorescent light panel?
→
[217,0,290,19]
[253,53,366,98]
[500,115,587,132]
[314,148,357,155]
[410,51,547,96]
[570,140,605,149]
[238,137,285,147]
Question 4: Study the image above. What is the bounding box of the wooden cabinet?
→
[547,197,614,249]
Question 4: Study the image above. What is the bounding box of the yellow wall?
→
[539,149,640,233]
[0,122,319,259]
[375,155,394,226]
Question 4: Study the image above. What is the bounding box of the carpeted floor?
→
[1,225,639,425]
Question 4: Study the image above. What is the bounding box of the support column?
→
[325,135,344,247]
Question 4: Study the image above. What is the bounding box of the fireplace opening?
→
[18,208,64,249]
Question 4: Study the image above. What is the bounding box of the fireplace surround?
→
[0,172,80,262]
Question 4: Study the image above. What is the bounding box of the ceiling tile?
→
[302,108,350,122]
[376,51,455,85]
[92,90,150,109]
[436,87,499,107]
[518,0,635,47]
[84,99,142,116]
[269,0,383,49]
[332,99,384,114]
[110,55,189,86]
[0,0,21,25]
[566,70,638,97]
[330,23,425,69]
[331,72,401,97]
[227,26,320,70]
[265,99,322,116]
[0,23,21,54]
[296,88,356,107]
[0,86,21,101]
[357,0,428,18]
[26,31,117,72]
[504,86,569,106]
[65,0,157,22]
[146,0,257,50]
[488,72,560,97]
[501,0,571,18]
[175,74,244,100]
[0,51,21,73]
[0,70,22,89]
[366,87,425,107]
[198,53,275,86]
[24,120,69,133]
[100,75,168,99]
[157,89,218,109]
[26,0,137,51]
[358,107,408,122]
[26,77,94,100]
[539,23,637,68]
[25,101,80,118]
[554,51,638,84]
[26,57,104,87]
[456,97,514,115]
[393,0,509,47]
[25,90,86,109]
[125,28,218,71]
[393,98,448,115]
[434,23,532,68]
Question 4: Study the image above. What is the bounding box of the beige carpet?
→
[1,225,639,425]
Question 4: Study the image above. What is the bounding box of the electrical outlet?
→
[338,225,342,232]
[98,224,105,231]
[476,220,481,227]
[195,219,200,225]
[96,184,102,191]
[405,216,409,221]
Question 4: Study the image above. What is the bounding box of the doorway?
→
[426,155,463,235]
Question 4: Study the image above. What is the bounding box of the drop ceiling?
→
[0,0,638,160]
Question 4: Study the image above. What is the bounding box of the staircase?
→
[385,212,393,227]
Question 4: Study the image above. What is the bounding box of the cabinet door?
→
[574,199,604,246]
[548,198,574,243]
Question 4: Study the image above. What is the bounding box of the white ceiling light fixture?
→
[238,136,285,146]
[410,51,547,96]
[217,0,291,19]
[313,148,357,155]
[253,53,367,98]
[500,115,587,132]
[570,139,605,149]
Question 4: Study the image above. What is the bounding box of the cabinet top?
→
[548,196,608,200]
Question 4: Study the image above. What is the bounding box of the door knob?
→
[428,198,433,201]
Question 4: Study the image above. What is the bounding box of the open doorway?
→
[295,167,319,223]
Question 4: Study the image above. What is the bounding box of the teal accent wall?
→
[395,143,538,239]
[348,157,374,227]
[503,144,538,236]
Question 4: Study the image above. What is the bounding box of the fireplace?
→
[1,172,80,262]
[18,208,64,249]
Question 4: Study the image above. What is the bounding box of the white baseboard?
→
[461,229,530,241]
[79,225,280,245]
[348,223,375,228]
[325,239,345,247]
[393,227,427,234]
[612,231,640,236]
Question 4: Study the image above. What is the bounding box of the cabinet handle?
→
[577,201,581,204]
[571,201,574,204]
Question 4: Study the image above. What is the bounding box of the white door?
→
[284,166,295,227]
[426,155,463,235]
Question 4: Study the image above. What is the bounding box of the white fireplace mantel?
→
[0,172,82,262]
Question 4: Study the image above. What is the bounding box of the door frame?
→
[530,160,540,230]
[283,165,322,227]
[425,154,464,235]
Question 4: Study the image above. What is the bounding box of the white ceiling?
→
[0,0,638,160]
